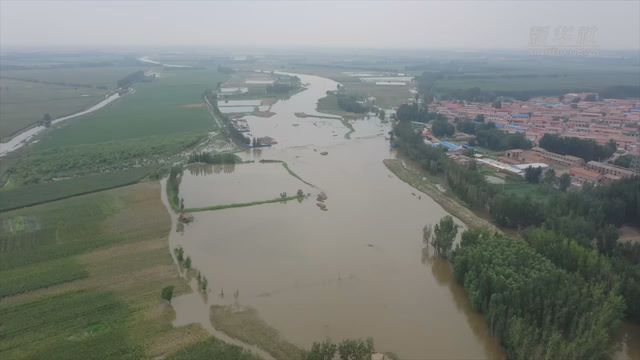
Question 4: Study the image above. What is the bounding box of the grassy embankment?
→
[211,306,306,360]
[383,158,499,232]
[168,337,261,360]
[0,182,256,358]
[184,195,301,213]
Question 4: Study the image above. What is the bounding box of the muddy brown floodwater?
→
[164,72,639,359]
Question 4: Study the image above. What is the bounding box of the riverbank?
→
[383,158,500,233]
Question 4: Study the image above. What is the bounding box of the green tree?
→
[307,339,337,360]
[543,168,556,185]
[174,246,184,263]
[431,216,459,258]
[337,338,374,360]
[524,166,543,184]
[559,173,571,192]
[161,285,174,303]
[431,118,455,137]
[184,256,192,270]
[42,113,52,127]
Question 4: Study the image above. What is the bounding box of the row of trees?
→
[456,120,532,151]
[306,338,375,360]
[538,133,616,162]
[167,166,183,211]
[394,103,447,123]
[116,70,148,89]
[187,152,241,165]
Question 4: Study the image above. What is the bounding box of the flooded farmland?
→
[180,163,313,208]
[165,72,640,359]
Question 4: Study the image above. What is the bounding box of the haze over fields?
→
[1,1,640,360]
[1,0,639,50]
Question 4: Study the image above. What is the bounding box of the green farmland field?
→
[429,58,640,94]
[0,65,149,140]
[0,78,107,140]
[1,66,146,88]
[0,167,152,212]
[35,68,229,149]
[434,70,640,92]
[0,182,231,359]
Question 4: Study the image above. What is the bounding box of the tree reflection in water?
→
[421,243,506,359]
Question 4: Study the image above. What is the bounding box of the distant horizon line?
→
[1,44,639,54]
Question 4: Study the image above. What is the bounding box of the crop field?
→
[0,182,233,358]
[1,66,146,88]
[433,70,640,92]
[34,68,229,149]
[0,78,107,140]
[0,167,153,212]
[428,58,640,93]
[6,133,204,186]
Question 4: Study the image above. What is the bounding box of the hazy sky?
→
[1,1,639,50]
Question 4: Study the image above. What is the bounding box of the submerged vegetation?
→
[184,194,302,213]
[210,305,307,360]
[167,166,183,212]
[168,337,261,360]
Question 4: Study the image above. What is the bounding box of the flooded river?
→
[166,72,639,359]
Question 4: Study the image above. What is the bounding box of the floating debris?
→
[316,202,328,211]
[320,151,328,156]
[178,213,194,223]
[316,192,328,202]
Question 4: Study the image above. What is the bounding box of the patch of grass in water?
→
[168,337,261,360]
[184,195,301,213]
[210,305,306,360]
